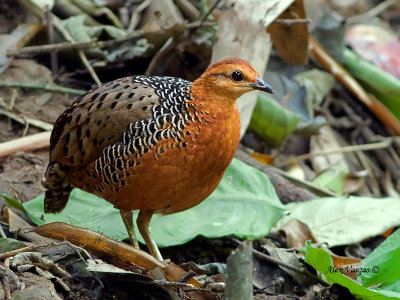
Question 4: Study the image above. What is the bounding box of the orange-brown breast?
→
[68,103,240,214]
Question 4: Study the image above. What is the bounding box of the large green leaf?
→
[24,158,286,247]
[358,229,400,292]
[304,241,400,299]
[275,196,400,247]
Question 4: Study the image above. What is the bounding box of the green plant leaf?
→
[311,164,349,195]
[1,194,27,214]
[0,238,27,253]
[248,93,301,147]
[24,158,286,247]
[358,229,400,292]
[275,197,400,247]
[304,241,400,299]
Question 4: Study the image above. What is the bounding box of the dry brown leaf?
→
[343,171,367,194]
[278,219,316,248]
[310,126,346,173]
[3,208,51,244]
[250,152,274,165]
[33,222,201,288]
[267,0,309,65]
[0,23,44,74]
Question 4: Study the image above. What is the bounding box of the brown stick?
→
[309,36,400,136]
[0,244,40,260]
[0,131,51,158]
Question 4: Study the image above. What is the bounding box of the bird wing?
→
[49,76,191,166]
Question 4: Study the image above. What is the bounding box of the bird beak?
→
[248,77,274,94]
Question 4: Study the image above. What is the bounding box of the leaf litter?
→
[0,0,400,299]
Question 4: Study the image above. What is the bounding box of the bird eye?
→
[231,71,243,82]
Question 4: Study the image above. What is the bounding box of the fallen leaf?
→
[267,0,309,64]
[275,196,400,247]
[278,219,316,248]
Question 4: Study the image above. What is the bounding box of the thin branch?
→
[273,18,311,24]
[348,0,400,24]
[0,82,85,95]
[277,138,394,167]
[236,149,336,197]
[0,108,54,131]
[52,14,101,85]
[0,265,25,290]
[7,22,216,57]
[153,280,194,288]
[46,9,58,75]
[199,0,222,23]
[144,37,174,76]
[232,239,329,287]
[1,276,11,300]
[0,244,41,260]
[128,0,151,32]
[8,39,120,56]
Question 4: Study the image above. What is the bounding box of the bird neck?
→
[190,77,238,109]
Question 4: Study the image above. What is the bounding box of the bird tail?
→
[42,162,72,213]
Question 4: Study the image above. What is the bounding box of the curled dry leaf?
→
[278,219,316,248]
[33,222,200,288]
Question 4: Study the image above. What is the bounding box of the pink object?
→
[346,24,400,78]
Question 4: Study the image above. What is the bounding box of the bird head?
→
[192,58,274,105]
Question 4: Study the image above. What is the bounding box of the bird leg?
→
[137,210,163,261]
[120,209,139,249]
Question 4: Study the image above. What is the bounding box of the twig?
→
[188,0,221,32]
[21,118,29,137]
[174,0,200,21]
[0,82,85,96]
[273,18,311,24]
[1,275,11,300]
[128,0,151,32]
[7,22,216,57]
[199,0,222,23]
[232,239,328,286]
[277,138,393,167]
[46,9,58,76]
[8,39,116,56]
[0,265,25,290]
[177,270,196,283]
[0,244,40,260]
[144,37,174,76]
[0,131,51,158]
[153,280,194,288]
[0,109,53,131]
[348,0,400,24]
[51,14,101,85]
[236,149,336,197]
